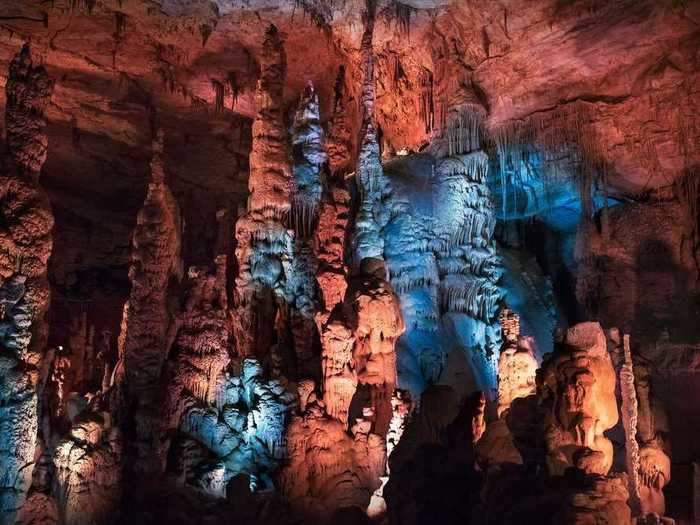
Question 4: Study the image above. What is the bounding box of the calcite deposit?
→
[0,0,699,524]
[539,322,618,477]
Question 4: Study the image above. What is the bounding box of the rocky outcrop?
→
[0,44,54,525]
[115,130,182,473]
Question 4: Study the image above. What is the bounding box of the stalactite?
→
[212,79,224,114]
[114,12,126,39]
[488,101,604,220]
[393,2,412,36]
[117,129,182,473]
[620,333,642,516]
[199,24,212,47]
[294,0,333,38]
[418,68,434,134]
[0,44,54,525]
[446,106,486,156]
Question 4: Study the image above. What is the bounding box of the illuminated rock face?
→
[179,358,295,494]
[233,24,293,361]
[280,398,386,524]
[160,260,231,460]
[116,130,182,473]
[0,44,53,525]
[539,322,618,476]
[53,413,122,525]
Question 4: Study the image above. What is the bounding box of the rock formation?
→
[280,394,386,523]
[539,322,618,476]
[159,259,231,460]
[0,44,53,525]
[115,129,182,473]
[179,358,295,494]
[233,24,293,362]
[53,411,122,525]
[0,1,699,523]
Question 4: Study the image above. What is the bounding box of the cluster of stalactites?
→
[291,82,327,239]
[445,104,486,157]
[433,153,503,322]
[489,101,606,220]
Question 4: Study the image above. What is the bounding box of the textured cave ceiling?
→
[1,1,698,192]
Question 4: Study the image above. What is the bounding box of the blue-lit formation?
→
[180,359,295,494]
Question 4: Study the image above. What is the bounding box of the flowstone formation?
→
[0,44,53,525]
[381,135,504,401]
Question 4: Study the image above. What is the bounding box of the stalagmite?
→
[496,335,537,418]
[353,2,387,268]
[233,24,295,364]
[539,322,618,476]
[316,66,352,327]
[633,358,673,518]
[116,129,182,472]
[287,82,326,377]
[620,333,642,515]
[0,44,54,525]
[159,258,231,461]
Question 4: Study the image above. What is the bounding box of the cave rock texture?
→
[0,1,699,524]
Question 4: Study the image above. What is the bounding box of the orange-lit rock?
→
[539,322,618,476]
[280,399,386,524]
[233,24,292,361]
